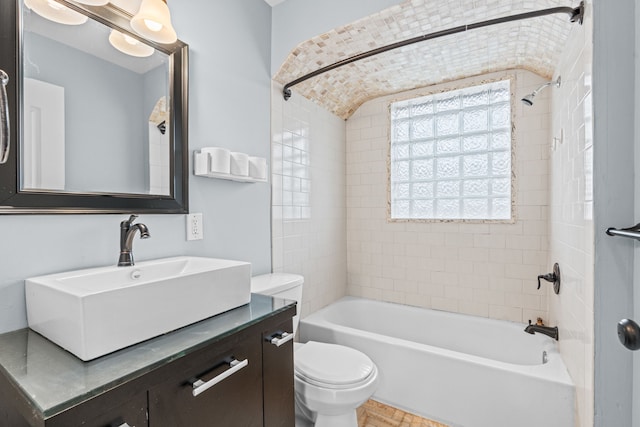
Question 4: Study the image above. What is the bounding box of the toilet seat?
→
[295,341,376,389]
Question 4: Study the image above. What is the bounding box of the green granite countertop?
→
[0,293,295,418]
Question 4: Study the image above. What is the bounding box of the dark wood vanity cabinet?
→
[148,329,264,427]
[0,372,150,427]
[0,298,296,427]
[45,390,149,427]
[146,316,295,427]
[262,320,295,427]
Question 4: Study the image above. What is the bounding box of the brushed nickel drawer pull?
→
[270,331,294,347]
[191,358,249,397]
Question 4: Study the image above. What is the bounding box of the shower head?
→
[521,76,561,106]
[521,95,534,106]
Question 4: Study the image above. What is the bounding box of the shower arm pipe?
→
[282,2,584,100]
[532,77,561,95]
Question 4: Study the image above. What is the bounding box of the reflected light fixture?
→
[109,30,155,57]
[24,0,88,25]
[130,0,177,44]
[72,0,109,5]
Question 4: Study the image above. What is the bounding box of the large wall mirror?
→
[0,0,188,213]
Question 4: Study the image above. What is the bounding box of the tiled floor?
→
[357,399,449,427]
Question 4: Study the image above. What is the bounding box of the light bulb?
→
[109,30,154,57]
[46,0,65,11]
[144,19,163,32]
[130,0,177,44]
[123,34,139,45]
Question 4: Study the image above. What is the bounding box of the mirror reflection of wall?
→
[21,2,170,196]
[22,77,65,191]
[148,96,170,195]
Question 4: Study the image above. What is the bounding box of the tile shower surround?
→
[548,2,594,425]
[346,70,552,324]
[271,83,348,319]
[273,70,552,324]
[272,62,591,426]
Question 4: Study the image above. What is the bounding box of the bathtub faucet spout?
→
[525,318,559,340]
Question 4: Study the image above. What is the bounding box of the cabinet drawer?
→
[47,390,147,427]
[149,333,263,427]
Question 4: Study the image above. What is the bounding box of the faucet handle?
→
[537,263,561,294]
[122,214,139,227]
[537,273,555,289]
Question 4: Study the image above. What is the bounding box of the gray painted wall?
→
[270,0,401,76]
[142,63,170,189]
[593,0,635,425]
[0,0,272,334]
[25,32,147,193]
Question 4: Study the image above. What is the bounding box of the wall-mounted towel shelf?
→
[193,150,268,183]
[195,169,268,183]
[606,224,640,241]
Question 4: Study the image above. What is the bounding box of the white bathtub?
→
[299,297,574,427]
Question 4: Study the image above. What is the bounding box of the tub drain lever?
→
[537,263,561,294]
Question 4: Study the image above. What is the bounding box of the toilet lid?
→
[295,341,375,386]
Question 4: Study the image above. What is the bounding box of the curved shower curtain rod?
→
[282,1,585,101]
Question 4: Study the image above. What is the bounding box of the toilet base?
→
[295,395,359,427]
[295,412,314,427]
[314,411,358,427]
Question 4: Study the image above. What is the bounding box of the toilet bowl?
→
[294,341,378,427]
[250,274,379,427]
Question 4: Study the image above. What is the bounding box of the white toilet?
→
[251,273,378,427]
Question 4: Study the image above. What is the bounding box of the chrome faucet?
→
[118,215,150,267]
[524,318,559,340]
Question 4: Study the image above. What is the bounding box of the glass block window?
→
[390,80,512,220]
[281,131,311,220]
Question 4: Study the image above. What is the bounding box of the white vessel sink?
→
[25,256,251,361]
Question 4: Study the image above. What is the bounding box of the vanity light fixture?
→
[130,0,177,44]
[108,29,155,57]
[24,0,88,25]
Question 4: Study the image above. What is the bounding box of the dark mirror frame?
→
[0,0,189,214]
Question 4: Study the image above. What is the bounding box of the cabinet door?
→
[47,390,148,427]
[149,333,263,427]
[262,319,295,427]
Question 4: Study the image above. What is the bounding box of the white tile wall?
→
[271,83,348,319]
[549,2,594,426]
[272,28,593,424]
[346,70,552,324]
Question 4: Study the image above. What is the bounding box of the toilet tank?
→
[251,273,303,334]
